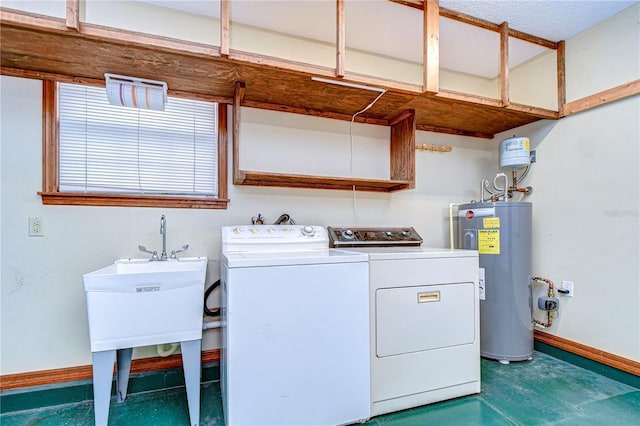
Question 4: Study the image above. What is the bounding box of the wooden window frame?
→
[39,80,229,209]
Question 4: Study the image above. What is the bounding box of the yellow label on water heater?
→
[478,230,500,254]
[483,217,500,228]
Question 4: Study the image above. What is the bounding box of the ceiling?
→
[136,0,637,78]
[440,0,637,42]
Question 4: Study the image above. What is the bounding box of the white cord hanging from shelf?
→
[415,144,452,152]
[310,76,388,224]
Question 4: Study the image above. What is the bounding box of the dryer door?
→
[376,282,475,357]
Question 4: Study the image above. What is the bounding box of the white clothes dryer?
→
[328,227,480,417]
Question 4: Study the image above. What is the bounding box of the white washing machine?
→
[328,227,480,417]
[220,225,370,426]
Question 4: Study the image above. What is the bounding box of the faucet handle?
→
[170,244,189,259]
[138,245,159,261]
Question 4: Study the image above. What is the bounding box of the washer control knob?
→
[268,228,275,234]
[302,225,315,236]
[401,230,409,237]
[385,231,393,237]
[232,227,241,234]
[250,228,258,234]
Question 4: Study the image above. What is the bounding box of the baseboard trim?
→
[534,330,639,376]
[0,349,220,391]
[4,334,638,391]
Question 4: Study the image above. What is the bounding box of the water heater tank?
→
[458,201,533,362]
[500,137,530,169]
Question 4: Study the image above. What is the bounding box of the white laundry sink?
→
[83,257,207,352]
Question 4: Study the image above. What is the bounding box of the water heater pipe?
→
[532,276,556,328]
[494,173,509,200]
[448,203,463,249]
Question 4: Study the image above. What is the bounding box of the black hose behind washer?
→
[204,279,221,317]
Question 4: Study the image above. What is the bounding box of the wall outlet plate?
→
[29,216,44,237]
[561,280,574,297]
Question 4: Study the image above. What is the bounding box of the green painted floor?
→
[2,352,639,425]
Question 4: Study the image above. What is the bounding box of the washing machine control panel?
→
[327,226,422,247]
[222,225,328,251]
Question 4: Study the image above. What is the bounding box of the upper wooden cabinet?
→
[0,0,561,138]
[0,0,573,192]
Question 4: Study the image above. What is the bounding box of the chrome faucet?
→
[139,215,189,261]
[160,214,168,261]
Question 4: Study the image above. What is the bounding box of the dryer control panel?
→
[327,226,422,248]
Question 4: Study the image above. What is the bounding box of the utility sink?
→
[83,257,207,352]
[84,256,207,426]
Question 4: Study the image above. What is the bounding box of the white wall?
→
[492,96,640,361]
[510,48,558,110]
[0,76,494,374]
[84,0,221,45]
[565,3,640,101]
[239,107,391,179]
[1,0,66,18]
[440,69,499,99]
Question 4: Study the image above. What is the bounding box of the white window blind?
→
[58,83,218,197]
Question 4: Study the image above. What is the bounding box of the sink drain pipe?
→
[203,319,222,330]
[203,279,222,329]
[204,280,221,317]
[154,321,221,357]
[156,343,180,357]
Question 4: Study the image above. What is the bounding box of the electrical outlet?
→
[560,280,574,297]
[29,216,44,237]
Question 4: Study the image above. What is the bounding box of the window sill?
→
[39,192,229,209]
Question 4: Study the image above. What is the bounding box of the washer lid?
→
[222,248,368,268]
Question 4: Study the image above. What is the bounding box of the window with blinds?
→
[58,83,218,197]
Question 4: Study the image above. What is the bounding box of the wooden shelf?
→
[232,79,417,193]
[235,171,414,193]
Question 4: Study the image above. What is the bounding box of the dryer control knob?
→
[302,225,314,236]
[342,229,355,239]
[233,227,241,234]
[250,228,259,234]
